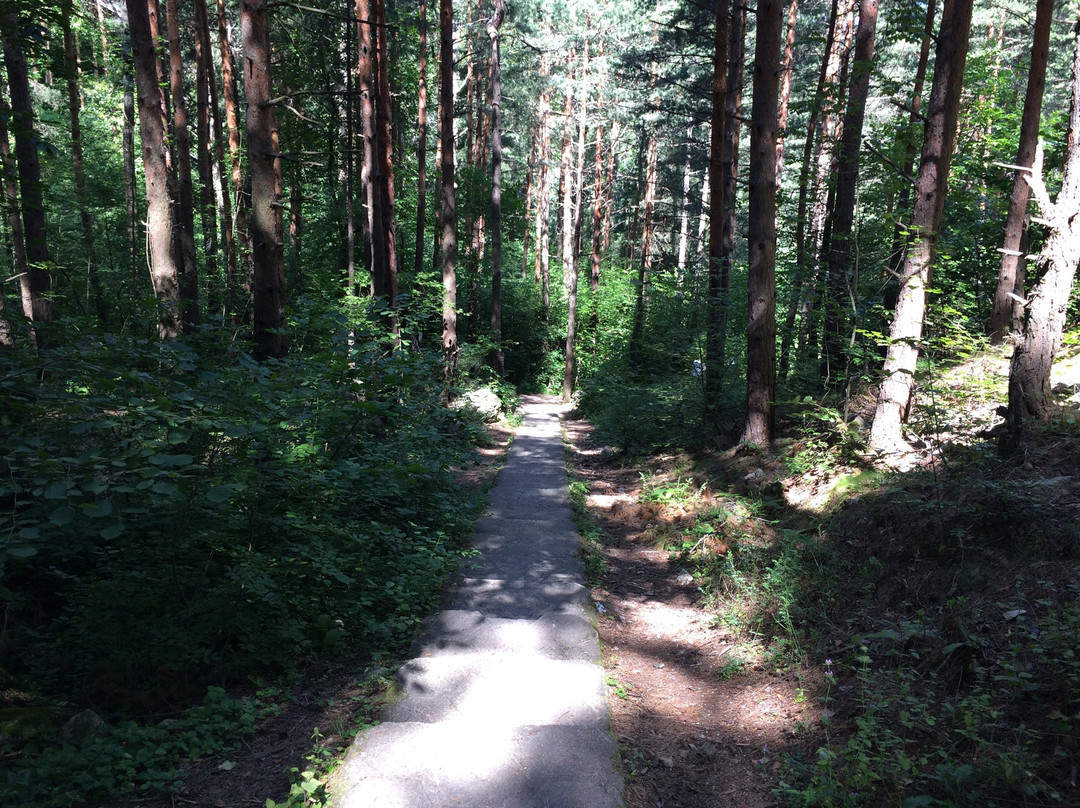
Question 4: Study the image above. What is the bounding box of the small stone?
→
[60,709,103,747]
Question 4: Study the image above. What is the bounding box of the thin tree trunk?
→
[565,33,588,400]
[242,0,286,359]
[193,0,220,311]
[489,0,505,375]
[218,0,247,319]
[440,0,458,366]
[988,0,1052,344]
[741,0,782,446]
[165,0,200,328]
[676,122,694,292]
[122,31,138,296]
[590,124,604,295]
[776,0,799,188]
[373,0,398,312]
[415,0,429,279]
[628,131,657,368]
[558,82,575,293]
[602,121,619,255]
[125,0,180,338]
[520,119,538,279]
[778,0,840,375]
[706,0,730,414]
[203,0,236,315]
[0,78,29,333]
[869,0,974,455]
[886,0,936,280]
[63,11,106,323]
[821,0,878,381]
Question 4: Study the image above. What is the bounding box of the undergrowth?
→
[0,305,490,805]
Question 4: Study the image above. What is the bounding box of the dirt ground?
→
[562,414,815,808]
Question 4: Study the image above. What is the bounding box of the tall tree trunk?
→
[357,0,387,299]
[820,0,878,381]
[415,0,429,279]
[988,0,1053,344]
[242,0,286,359]
[741,0,782,446]
[2,12,55,339]
[122,31,139,296]
[706,0,730,414]
[869,0,974,455]
[520,119,538,279]
[778,0,841,375]
[203,0,236,315]
[193,0,220,311]
[565,33,588,400]
[776,0,799,188]
[558,82,575,293]
[628,131,657,368]
[0,79,29,333]
[344,31,356,292]
[885,0,935,282]
[1005,19,1080,444]
[218,0,247,320]
[165,0,200,329]
[439,0,457,367]
[488,0,505,376]
[602,120,619,255]
[676,122,694,292]
[373,0,397,311]
[126,0,180,337]
[533,55,552,302]
[63,11,106,323]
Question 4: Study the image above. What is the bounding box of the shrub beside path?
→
[330,396,624,807]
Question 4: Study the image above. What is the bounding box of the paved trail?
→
[331,396,624,808]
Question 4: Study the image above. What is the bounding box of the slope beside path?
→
[330,395,625,808]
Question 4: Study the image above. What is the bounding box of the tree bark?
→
[357,0,387,300]
[676,122,695,291]
[193,0,220,312]
[628,130,657,368]
[218,0,247,320]
[489,0,505,376]
[122,31,138,296]
[775,0,799,188]
[741,0,782,447]
[778,0,840,376]
[1005,18,1080,441]
[242,0,287,360]
[415,0,429,279]
[439,0,457,366]
[869,0,974,455]
[202,0,236,315]
[0,78,29,334]
[165,0,200,329]
[126,0,181,338]
[988,0,1053,344]
[705,0,730,414]
[565,32,588,400]
[820,0,878,381]
[63,11,106,324]
[2,12,55,339]
[373,0,397,311]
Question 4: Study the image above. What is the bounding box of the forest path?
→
[330,395,624,808]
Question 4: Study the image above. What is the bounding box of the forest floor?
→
[563,415,796,808]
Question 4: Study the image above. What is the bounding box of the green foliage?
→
[0,303,486,803]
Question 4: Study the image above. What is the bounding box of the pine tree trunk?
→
[741,0,782,447]
[218,0,248,320]
[202,0,236,315]
[821,0,878,381]
[1005,17,1080,443]
[0,79,29,332]
[778,0,840,375]
[440,0,457,365]
[242,0,286,359]
[373,0,397,312]
[558,82,575,294]
[415,0,429,279]
[126,0,180,338]
[988,0,1052,344]
[520,120,538,280]
[357,0,387,300]
[122,32,138,295]
[165,0,200,329]
[869,0,974,455]
[885,0,935,283]
[676,122,694,291]
[193,0,220,312]
[628,132,657,368]
[2,12,55,338]
[775,0,799,187]
[63,12,106,323]
[705,0,730,413]
[489,0,505,376]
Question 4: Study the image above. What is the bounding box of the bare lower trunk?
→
[440,0,458,365]
[489,0,505,376]
[415,0,429,279]
[218,0,248,320]
[0,79,29,334]
[869,0,974,455]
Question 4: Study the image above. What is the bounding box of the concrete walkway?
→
[330,397,624,808]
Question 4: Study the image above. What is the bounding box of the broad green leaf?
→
[100,524,124,540]
[152,482,180,496]
[168,429,192,444]
[206,485,236,503]
[43,482,70,500]
[50,506,76,526]
[7,545,37,558]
